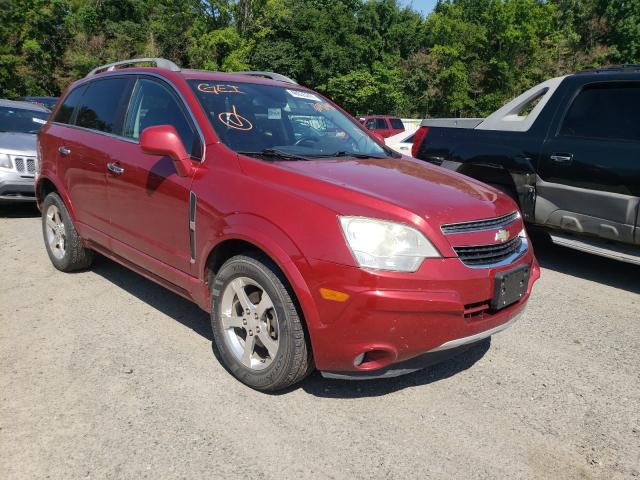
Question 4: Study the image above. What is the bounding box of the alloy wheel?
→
[45,204,66,260]
[220,276,280,370]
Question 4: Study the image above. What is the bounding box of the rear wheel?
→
[210,253,313,391]
[41,192,94,271]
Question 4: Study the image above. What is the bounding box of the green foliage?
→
[0,0,634,116]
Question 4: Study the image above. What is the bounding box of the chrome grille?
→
[13,156,37,177]
[454,236,523,266]
[441,211,519,234]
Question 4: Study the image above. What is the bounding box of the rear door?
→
[537,81,640,245]
[51,78,133,238]
[107,76,202,274]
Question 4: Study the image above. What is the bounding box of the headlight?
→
[0,153,12,169]
[339,216,441,272]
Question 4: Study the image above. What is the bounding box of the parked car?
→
[20,96,59,110]
[37,58,539,391]
[0,99,50,203]
[413,66,640,265]
[359,115,405,138]
[385,127,418,155]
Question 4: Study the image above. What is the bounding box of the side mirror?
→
[140,125,193,177]
[371,132,385,143]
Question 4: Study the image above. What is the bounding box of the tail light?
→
[411,126,429,158]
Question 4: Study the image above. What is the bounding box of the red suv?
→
[359,115,405,138]
[36,58,539,391]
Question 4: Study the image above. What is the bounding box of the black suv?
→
[412,66,640,265]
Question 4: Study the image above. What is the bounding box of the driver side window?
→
[124,78,201,159]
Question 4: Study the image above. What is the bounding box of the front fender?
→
[194,213,321,335]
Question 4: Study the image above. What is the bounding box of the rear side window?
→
[375,118,388,129]
[123,78,201,159]
[560,82,640,142]
[75,78,132,134]
[53,86,85,125]
[390,118,404,129]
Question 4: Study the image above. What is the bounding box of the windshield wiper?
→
[238,148,311,161]
[312,151,388,159]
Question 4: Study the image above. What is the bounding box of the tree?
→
[0,0,632,118]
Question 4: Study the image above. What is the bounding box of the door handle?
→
[107,162,124,175]
[58,146,71,156]
[550,153,573,164]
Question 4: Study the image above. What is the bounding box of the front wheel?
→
[210,253,313,391]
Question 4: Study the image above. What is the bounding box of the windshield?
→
[0,106,49,134]
[188,80,389,159]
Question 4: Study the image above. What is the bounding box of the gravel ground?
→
[1,204,639,479]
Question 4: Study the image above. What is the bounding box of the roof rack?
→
[233,71,297,84]
[579,64,640,74]
[87,58,181,76]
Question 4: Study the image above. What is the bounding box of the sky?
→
[399,0,438,16]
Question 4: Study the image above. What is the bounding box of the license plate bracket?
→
[491,264,530,311]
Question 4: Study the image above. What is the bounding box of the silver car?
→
[0,99,50,203]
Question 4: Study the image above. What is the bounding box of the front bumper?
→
[322,311,524,379]
[304,248,539,375]
[0,171,36,203]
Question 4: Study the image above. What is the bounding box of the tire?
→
[41,192,94,272]
[210,252,313,391]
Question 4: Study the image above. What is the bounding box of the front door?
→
[107,76,203,274]
[537,81,640,245]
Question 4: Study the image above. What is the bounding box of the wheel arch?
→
[457,163,518,195]
[197,216,321,343]
[35,176,77,221]
[456,161,537,221]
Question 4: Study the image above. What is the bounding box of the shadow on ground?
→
[92,254,212,340]
[0,203,40,218]
[530,232,640,294]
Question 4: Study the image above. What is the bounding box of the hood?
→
[268,157,517,225]
[0,132,37,156]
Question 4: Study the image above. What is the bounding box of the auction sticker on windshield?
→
[286,89,322,102]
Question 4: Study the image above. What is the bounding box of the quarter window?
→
[75,78,132,134]
[123,78,201,159]
[560,82,640,142]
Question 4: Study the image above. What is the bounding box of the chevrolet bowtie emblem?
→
[495,229,510,242]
